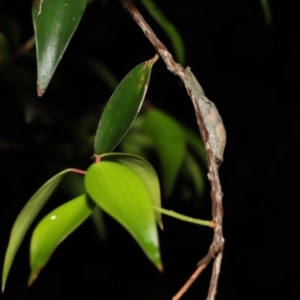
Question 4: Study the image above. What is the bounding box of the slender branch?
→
[207,251,223,300]
[120,1,225,299]
[70,168,86,175]
[173,254,213,300]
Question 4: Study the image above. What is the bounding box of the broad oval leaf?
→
[85,162,162,271]
[29,195,94,286]
[101,153,163,229]
[32,0,87,96]
[2,169,73,292]
[94,54,159,155]
[143,109,186,196]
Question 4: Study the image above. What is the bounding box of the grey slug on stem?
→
[185,67,226,164]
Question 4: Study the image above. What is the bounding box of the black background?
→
[1,0,300,299]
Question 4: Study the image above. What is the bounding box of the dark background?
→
[1,0,299,299]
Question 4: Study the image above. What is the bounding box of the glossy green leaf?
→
[141,0,185,64]
[85,162,162,271]
[29,195,94,286]
[101,153,163,229]
[143,109,186,196]
[2,169,73,292]
[32,0,87,96]
[94,55,159,155]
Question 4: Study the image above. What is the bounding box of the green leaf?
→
[29,195,94,286]
[32,0,87,96]
[101,153,163,229]
[94,55,159,155]
[143,109,186,196]
[85,162,162,271]
[2,169,73,292]
[141,0,185,65]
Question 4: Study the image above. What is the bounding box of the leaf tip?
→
[2,262,9,293]
[149,53,159,66]
[158,221,164,231]
[157,262,163,273]
[37,85,45,97]
[28,269,39,287]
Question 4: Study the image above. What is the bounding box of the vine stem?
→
[152,206,215,228]
[120,1,225,299]
[173,254,213,300]
[70,168,86,175]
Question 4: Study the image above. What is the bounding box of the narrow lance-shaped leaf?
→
[29,195,94,286]
[2,169,74,292]
[85,162,162,271]
[32,0,87,96]
[94,54,159,155]
[101,153,163,229]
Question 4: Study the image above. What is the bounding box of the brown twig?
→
[173,254,213,300]
[120,1,225,299]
